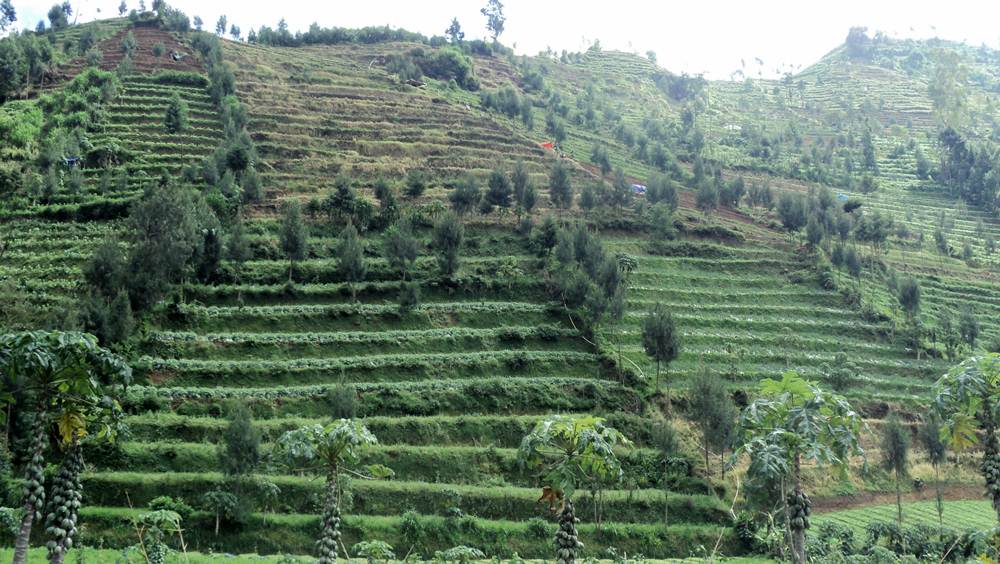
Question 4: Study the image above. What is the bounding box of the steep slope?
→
[225,41,562,201]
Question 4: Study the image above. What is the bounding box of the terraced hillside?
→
[221,40,607,209]
[0,27,223,326]
[814,500,995,537]
[664,35,1000,367]
[53,23,203,82]
[604,233,951,405]
[0,219,115,324]
[69,226,736,557]
[8,14,1000,561]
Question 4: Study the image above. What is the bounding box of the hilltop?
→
[1,6,1000,562]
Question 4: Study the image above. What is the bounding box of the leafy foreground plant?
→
[933,354,1000,524]
[277,419,377,563]
[0,331,131,564]
[517,415,633,564]
[730,371,865,564]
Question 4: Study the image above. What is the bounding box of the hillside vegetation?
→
[2,4,1000,563]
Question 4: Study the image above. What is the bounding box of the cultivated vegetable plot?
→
[813,500,995,537]
[603,237,948,403]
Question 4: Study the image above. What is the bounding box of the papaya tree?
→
[932,354,1000,524]
[730,371,864,564]
[517,416,632,564]
[277,420,377,563]
[0,331,131,564]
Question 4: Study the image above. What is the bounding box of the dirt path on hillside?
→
[812,483,984,513]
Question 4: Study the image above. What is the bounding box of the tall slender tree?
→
[881,413,910,531]
[642,304,681,400]
[431,212,464,278]
[445,17,464,43]
[336,223,366,301]
[549,161,573,209]
[689,368,738,478]
[383,218,418,280]
[480,0,505,42]
[279,201,308,282]
[918,413,948,534]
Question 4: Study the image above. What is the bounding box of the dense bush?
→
[387,47,478,90]
[652,70,706,102]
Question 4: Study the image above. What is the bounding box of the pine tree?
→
[280,200,308,282]
[689,368,738,478]
[642,304,681,402]
[431,212,464,278]
[449,175,481,215]
[484,168,513,213]
[384,219,418,279]
[219,405,261,477]
[336,223,366,301]
[164,92,189,133]
[549,161,573,209]
[881,413,910,532]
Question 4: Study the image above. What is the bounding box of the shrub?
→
[148,495,194,519]
[406,169,428,198]
[325,383,358,419]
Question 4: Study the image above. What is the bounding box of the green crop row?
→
[123,412,656,448]
[175,300,549,319]
[236,256,535,286]
[75,506,742,558]
[136,350,600,386]
[144,325,577,355]
[126,377,643,418]
[96,441,710,493]
[83,471,729,525]
[182,278,546,306]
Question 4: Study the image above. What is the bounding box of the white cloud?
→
[13,0,1000,78]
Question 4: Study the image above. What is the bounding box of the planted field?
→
[603,235,950,404]
[64,220,730,557]
[813,500,995,537]
[0,219,119,324]
[8,16,1000,563]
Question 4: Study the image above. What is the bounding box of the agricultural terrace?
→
[75,222,737,558]
[223,40,592,206]
[3,9,1000,563]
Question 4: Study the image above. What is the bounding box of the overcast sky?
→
[12,0,1000,79]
